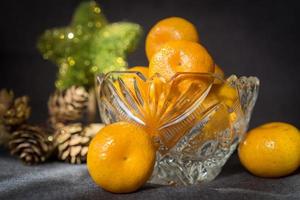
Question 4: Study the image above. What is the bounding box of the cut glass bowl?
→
[95,71,259,185]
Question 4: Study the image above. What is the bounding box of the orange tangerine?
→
[149,40,215,80]
[239,122,300,178]
[146,17,199,60]
[87,122,156,193]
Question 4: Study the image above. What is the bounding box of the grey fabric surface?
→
[0,147,299,200]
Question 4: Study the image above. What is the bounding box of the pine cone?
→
[2,96,31,126]
[54,123,104,164]
[0,89,14,117]
[48,86,88,128]
[9,125,53,164]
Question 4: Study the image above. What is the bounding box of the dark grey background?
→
[0,0,299,127]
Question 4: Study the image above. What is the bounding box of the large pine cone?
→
[48,86,88,128]
[54,123,104,164]
[2,96,31,127]
[9,125,53,164]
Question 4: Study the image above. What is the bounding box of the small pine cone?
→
[54,123,104,164]
[48,86,88,127]
[2,96,31,126]
[0,89,14,117]
[9,125,53,165]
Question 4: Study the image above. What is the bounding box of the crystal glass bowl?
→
[95,71,259,185]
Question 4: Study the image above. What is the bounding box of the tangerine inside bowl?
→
[96,71,259,185]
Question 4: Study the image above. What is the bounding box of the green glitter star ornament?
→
[37,1,143,90]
